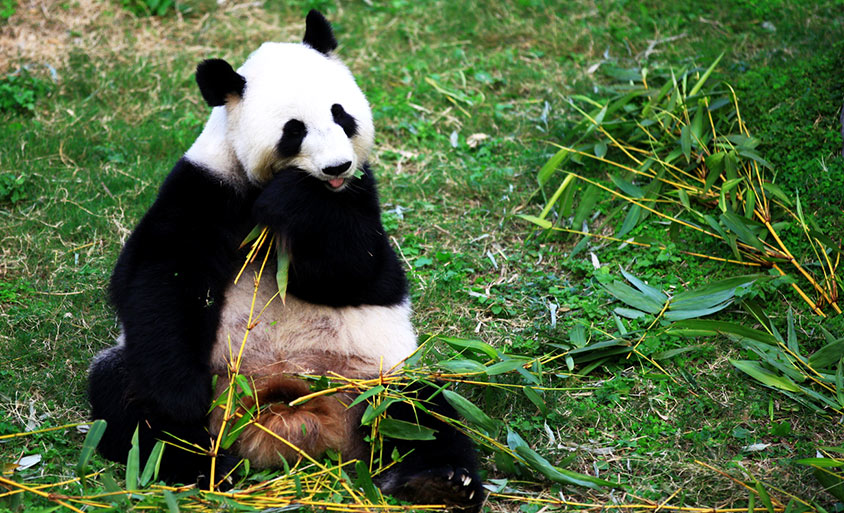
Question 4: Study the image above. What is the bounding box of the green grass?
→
[1,0,843,511]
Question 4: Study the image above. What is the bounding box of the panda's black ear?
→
[195,59,246,107]
[303,10,337,55]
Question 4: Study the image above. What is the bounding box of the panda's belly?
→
[211,264,417,378]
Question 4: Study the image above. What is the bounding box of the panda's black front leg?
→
[374,385,485,512]
[253,166,406,307]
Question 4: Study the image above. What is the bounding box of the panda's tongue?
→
[328,178,345,189]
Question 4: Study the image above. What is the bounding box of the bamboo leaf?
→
[378,418,437,441]
[680,125,691,163]
[620,267,668,304]
[485,359,528,375]
[126,426,140,491]
[807,339,844,370]
[239,224,264,249]
[440,359,488,374]
[361,398,398,425]
[514,444,616,490]
[793,457,844,468]
[689,52,724,97]
[609,175,644,198]
[163,490,180,513]
[837,359,844,407]
[354,460,381,503]
[602,280,663,314]
[538,147,570,186]
[276,250,290,303]
[348,385,386,408]
[139,441,164,487]
[756,480,775,513]
[720,211,765,251]
[438,336,499,359]
[77,419,107,479]
[443,389,499,435]
[730,359,801,392]
[523,386,548,415]
[517,214,553,230]
[594,140,607,158]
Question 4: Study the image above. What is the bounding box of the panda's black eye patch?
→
[331,104,358,138]
[278,119,307,157]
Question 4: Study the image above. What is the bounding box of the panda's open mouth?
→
[327,177,346,189]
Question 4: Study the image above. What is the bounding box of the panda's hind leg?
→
[374,385,485,513]
[88,344,235,486]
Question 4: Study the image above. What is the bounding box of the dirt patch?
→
[0,1,296,76]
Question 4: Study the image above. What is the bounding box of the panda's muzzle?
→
[322,161,352,190]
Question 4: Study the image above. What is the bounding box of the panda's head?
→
[192,10,374,191]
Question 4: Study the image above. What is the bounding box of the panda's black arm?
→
[252,165,407,307]
[109,158,255,423]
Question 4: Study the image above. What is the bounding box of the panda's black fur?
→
[88,10,484,511]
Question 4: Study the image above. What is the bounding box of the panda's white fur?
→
[186,43,375,188]
[210,262,417,379]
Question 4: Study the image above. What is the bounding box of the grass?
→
[1,0,843,511]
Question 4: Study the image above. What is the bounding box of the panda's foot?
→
[380,465,485,513]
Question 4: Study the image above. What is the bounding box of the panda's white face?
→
[186,41,374,191]
[230,43,374,188]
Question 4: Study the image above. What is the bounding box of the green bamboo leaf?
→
[569,325,588,347]
[793,457,844,468]
[814,467,844,501]
[572,185,600,231]
[139,441,164,487]
[620,268,668,304]
[126,426,140,491]
[485,359,528,375]
[523,387,548,415]
[221,409,255,449]
[361,398,398,425]
[514,445,616,490]
[276,249,290,302]
[239,224,263,249]
[539,173,576,220]
[538,147,570,186]
[594,140,607,158]
[704,152,726,193]
[678,188,691,210]
[761,182,792,206]
[664,302,733,321]
[667,320,777,344]
[756,480,775,513]
[77,419,107,479]
[744,187,756,219]
[689,52,724,97]
[738,148,773,170]
[836,359,844,407]
[439,336,499,359]
[730,359,801,392]
[378,418,437,441]
[602,281,663,314]
[609,175,644,198]
[517,214,553,230]
[348,385,386,408]
[616,204,641,237]
[615,307,647,319]
[354,460,381,503]
[719,177,745,213]
[440,359,488,374]
[786,309,798,354]
[680,125,691,163]
[720,211,765,251]
[807,339,844,370]
[163,490,180,513]
[443,389,499,434]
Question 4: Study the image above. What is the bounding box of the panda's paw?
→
[384,465,485,513]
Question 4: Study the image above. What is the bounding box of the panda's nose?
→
[323,161,352,176]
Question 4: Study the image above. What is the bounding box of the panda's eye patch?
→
[331,104,358,138]
[278,119,307,157]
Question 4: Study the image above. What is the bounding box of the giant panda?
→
[87,10,484,511]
